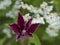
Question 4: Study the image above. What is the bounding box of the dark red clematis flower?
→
[10,12,40,40]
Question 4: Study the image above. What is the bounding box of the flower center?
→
[22,30,26,35]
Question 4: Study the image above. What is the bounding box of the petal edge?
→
[27,23,40,33]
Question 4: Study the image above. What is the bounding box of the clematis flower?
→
[10,12,40,40]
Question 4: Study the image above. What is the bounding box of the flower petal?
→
[10,24,20,34]
[27,33,32,37]
[16,33,32,40]
[18,12,24,30]
[16,34,21,40]
[26,18,32,30]
[27,24,40,33]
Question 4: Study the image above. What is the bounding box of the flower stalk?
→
[20,38,30,45]
[20,39,24,45]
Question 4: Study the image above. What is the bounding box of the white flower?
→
[32,14,45,24]
[0,0,11,9]
[25,4,31,10]
[3,28,12,38]
[38,9,43,15]
[20,2,26,9]
[19,1,53,15]
[6,10,19,18]
[23,13,31,21]
[46,27,58,37]
[32,17,45,24]
[40,2,53,15]
[40,2,48,9]
[45,13,60,37]
[44,13,60,30]
[6,0,20,18]
[44,13,57,24]
[40,5,53,15]
[46,6,53,12]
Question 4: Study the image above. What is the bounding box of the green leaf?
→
[44,0,51,2]
[23,0,34,4]
[23,0,43,7]
[29,34,41,45]
[54,0,60,15]
[0,37,7,45]
[32,0,43,7]
[0,17,13,25]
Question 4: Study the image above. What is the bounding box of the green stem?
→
[20,39,24,45]
[20,38,30,45]
[27,38,31,45]
[28,41,30,45]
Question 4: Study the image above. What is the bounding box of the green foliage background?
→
[0,0,60,45]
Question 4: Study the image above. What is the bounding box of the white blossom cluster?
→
[23,13,31,21]
[18,1,60,37]
[2,28,12,38]
[1,0,60,37]
[6,0,21,18]
[41,1,60,37]
[0,0,22,38]
[45,13,60,37]
[46,27,58,37]
[19,2,53,15]
[23,13,45,24]
[0,0,11,9]
[32,14,45,24]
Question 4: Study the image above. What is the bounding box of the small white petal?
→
[46,27,58,37]
[23,13,31,21]
[40,2,48,9]
[3,28,12,38]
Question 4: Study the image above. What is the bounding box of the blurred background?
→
[0,0,60,45]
